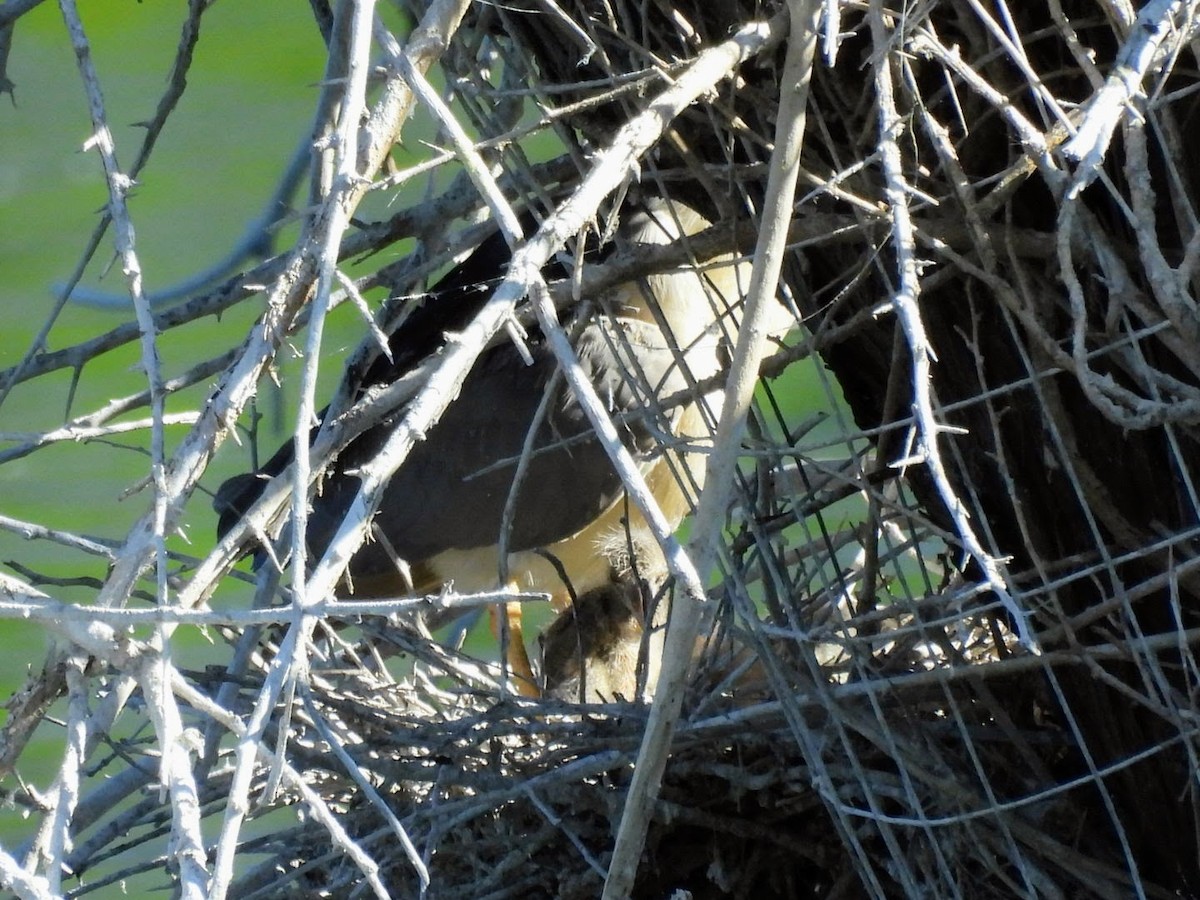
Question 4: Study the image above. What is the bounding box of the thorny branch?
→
[869,1,1037,650]
[8,0,1200,897]
[606,0,822,893]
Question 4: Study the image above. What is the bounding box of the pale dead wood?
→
[4,0,1200,897]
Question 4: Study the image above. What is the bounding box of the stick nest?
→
[4,0,1200,897]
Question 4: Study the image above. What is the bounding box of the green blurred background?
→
[0,0,328,850]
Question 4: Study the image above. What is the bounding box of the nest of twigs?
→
[4,0,1200,897]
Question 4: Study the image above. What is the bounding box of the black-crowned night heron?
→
[215,197,790,693]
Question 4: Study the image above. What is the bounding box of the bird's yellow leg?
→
[490,601,540,697]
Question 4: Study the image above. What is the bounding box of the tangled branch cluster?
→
[2,0,1200,897]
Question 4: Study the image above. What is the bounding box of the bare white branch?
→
[0,846,56,900]
[870,0,1037,651]
[58,0,171,612]
[1063,0,1191,180]
[604,3,819,895]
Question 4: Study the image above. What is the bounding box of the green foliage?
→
[0,0,326,836]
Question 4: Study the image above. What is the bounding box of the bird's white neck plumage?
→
[609,201,749,382]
